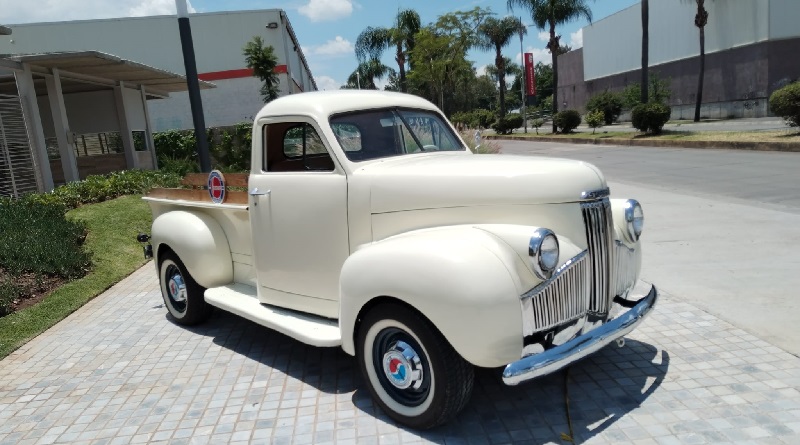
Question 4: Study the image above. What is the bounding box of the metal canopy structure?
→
[0,50,217,196]
[0,51,214,98]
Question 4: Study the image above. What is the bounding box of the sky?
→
[0,0,639,90]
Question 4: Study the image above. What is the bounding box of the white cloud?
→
[570,29,583,49]
[129,0,195,17]
[516,47,551,65]
[475,65,490,76]
[298,0,353,22]
[537,31,549,43]
[316,75,341,91]
[374,77,390,91]
[306,36,353,56]
[0,0,196,23]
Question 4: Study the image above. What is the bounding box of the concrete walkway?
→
[1,263,799,444]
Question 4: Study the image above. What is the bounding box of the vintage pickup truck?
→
[141,90,657,429]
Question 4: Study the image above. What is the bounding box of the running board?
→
[204,284,342,347]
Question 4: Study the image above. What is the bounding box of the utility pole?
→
[175,0,211,172]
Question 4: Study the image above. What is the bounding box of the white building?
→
[1,9,317,131]
[558,0,800,119]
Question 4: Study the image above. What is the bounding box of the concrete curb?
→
[485,134,800,152]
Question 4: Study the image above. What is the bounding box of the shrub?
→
[554,109,582,133]
[631,102,672,134]
[0,279,19,317]
[24,170,181,210]
[531,118,545,134]
[586,91,623,124]
[585,110,605,134]
[622,72,672,110]
[0,200,90,279]
[491,113,523,135]
[451,109,495,129]
[770,81,800,127]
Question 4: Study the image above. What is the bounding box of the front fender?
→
[339,226,523,368]
[152,210,233,288]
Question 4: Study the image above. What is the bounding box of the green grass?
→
[0,195,153,359]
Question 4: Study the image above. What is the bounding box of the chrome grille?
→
[614,241,641,298]
[521,252,590,335]
[581,198,614,315]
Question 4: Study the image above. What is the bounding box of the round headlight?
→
[529,228,560,280]
[624,200,644,241]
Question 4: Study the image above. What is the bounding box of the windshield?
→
[329,108,466,162]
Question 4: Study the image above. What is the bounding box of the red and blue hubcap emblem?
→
[207,170,226,204]
[388,357,407,382]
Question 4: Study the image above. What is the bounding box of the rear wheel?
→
[158,251,212,325]
[357,303,474,429]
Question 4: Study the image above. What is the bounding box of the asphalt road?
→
[499,140,800,356]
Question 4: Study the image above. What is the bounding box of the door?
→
[249,119,349,319]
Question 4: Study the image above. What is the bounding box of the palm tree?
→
[692,0,709,122]
[355,9,421,93]
[641,0,649,104]
[342,60,395,90]
[507,0,593,133]
[478,16,527,117]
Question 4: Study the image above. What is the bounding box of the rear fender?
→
[152,210,233,288]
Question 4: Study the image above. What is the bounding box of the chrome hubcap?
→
[381,341,423,390]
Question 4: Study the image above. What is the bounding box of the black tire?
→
[158,250,212,325]
[356,303,474,429]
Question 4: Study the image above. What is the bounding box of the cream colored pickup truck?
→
[142,90,657,429]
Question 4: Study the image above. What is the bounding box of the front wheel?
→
[357,303,474,429]
[158,251,212,325]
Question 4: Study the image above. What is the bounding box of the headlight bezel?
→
[624,199,644,242]
[528,228,560,280]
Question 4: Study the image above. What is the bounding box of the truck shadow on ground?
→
[183,310,669,444]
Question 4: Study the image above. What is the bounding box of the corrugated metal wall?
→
[0,94,40,198]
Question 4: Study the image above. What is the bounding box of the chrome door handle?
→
[249,187,271,196]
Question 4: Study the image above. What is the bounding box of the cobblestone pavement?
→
[1,265,799,445]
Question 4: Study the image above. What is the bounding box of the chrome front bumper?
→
[502,283,658,386]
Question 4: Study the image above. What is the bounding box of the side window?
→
[263,122,335,172]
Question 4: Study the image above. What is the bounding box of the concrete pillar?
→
[45,68,80,183]
[15,65,54,191]
[140,86,158,170]
[113,82,138,169]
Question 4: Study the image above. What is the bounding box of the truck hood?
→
[353,153,607,214]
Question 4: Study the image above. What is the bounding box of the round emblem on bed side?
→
[207,170,226,204]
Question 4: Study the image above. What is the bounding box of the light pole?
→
[175,0,211,172]
[519,17,527,133]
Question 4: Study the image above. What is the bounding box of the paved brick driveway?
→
[1,264,799,445]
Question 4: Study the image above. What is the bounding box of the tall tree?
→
[354,9,421,93]
[507,0,593,133]
[341,60,395,90]
[692,0,709,122]
[478,16,527,117]
[243,36,280,102]
[641,0,649,103]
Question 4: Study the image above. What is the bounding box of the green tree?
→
[243,36,280,103]
[341,60,396,90]
[354,9,421,93]
[408,28,473,112]
[478,16,526,117]
[507,0,593,133]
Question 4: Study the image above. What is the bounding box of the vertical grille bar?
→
[581,198,614,316]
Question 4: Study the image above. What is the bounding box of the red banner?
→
[524,53,536,97]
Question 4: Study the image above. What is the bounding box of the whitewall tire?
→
[357,303,474,429]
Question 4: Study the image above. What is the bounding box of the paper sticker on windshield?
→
[208,170,226,204]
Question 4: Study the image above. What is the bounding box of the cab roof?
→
[254,90,442,122]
